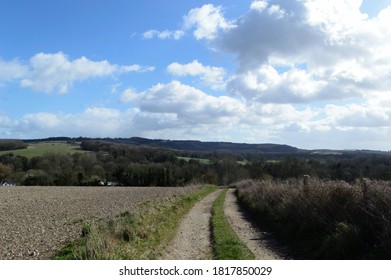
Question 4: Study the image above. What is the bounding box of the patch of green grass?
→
[177,156,211,164]
[177,157,251,166]
[0,141,87,158]
[237,160,250,165]
[54,185,217,260]
[211,189,255,260]
[311,150,343,155]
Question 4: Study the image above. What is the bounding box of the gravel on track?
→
[162,190,222,260]
[162,188,287,260]
[0,186,196,260]
[224,188,287,260]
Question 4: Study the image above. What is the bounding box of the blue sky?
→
[1,0,391,150]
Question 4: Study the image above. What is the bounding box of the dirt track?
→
[224,188,286,259]
[0,186,195,260]
[163,190,222,260]
[163,188,286,260]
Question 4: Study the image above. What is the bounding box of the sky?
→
[1,0,391,150]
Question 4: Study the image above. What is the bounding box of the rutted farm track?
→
[164,188,286,260]
[163,190,222,259]
[0,186,196,260]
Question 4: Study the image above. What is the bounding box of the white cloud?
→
[3,95,391,150]
[304,0,369,44]
[143,4,234,41]
[143,29,185,40]
[121,81,245,126]
[4,1,391,150]
[120,88,138,103]
[0,113,15,127]
[0,52,155,94]
[217,0,391,106]
[15,108,129,138]
[167,60,227,90]
[219,1,322,69]
[19,52,154,94]
[22,112,63,129]
[183,4,235,40]
[0,114,17,138]
[120,64,155,73]
[118,81,320,140]
[322,104,391,129]
[227,65,331,103]
[0,59,28,84]
[251,0,269,12]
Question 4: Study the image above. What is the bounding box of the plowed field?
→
[0,186,195,259]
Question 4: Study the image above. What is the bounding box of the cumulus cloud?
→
[183,4,235,40]
[143,4,234,41]
[121,80,244,125]
[0,52,154,94]
[22,112,63,129]
[250,0,269,12]
[3,1,391,150]
[0,114,18,138]
[0,113,15,128]
[320,104,391,129]
[167,60,227,90]
[118,80,323,142]
[18,52,154,94]
[219,1,322,69]
[0,59,28,84]
[218,0,391,105]
[3,98,391,150]
[227,65,351,103]
[14,108,130,138]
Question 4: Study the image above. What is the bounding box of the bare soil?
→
[0,186,197,260]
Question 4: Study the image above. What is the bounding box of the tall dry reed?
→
[234,178,391,259]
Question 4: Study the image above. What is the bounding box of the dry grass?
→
[234,178,391,259]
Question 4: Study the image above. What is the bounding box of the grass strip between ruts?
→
[211,188,255,260]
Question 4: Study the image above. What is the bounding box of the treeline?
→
[254,156,391,182]
[1,140,391,186]
[0,140,28,151]
[0,141,247,186]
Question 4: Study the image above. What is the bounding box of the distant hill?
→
[126,137,299,154]
[20,136,300,154]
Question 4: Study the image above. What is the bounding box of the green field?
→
[0,141,86,158]
[177,157,251,165]
[177,156,211,164]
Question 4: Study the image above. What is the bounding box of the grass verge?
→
[54,185,217,260]
[211,189,255,260]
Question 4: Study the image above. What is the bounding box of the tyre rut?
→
[224,188,287,259]
[162,189,222,260]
